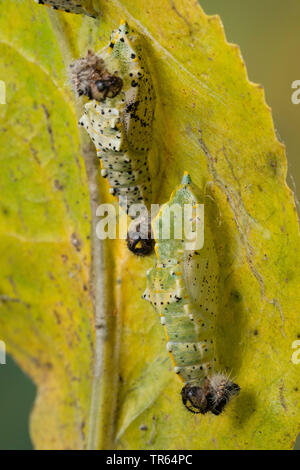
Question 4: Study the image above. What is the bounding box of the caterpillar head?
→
[127,215,154,256]
[181,374,240,415]
[69,50,123,101]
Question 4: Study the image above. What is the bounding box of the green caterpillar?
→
[143,173,240,414]
[70,21,155,255]
[34,0,97,17]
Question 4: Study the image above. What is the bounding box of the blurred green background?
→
[200,0,300,201]
[0,0,299,450]
[0,356,35,450]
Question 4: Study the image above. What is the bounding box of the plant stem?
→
[48,10,117,450]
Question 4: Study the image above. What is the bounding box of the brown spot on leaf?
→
[279,382,287,411]
[71,233,82,252]
[54,179,64,190]
[61,254,68,263]
[53,310,61,324]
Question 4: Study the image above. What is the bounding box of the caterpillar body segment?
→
[144,173,240,414]
[34,0,97,17]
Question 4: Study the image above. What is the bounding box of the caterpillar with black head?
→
[70,21,155,255]
[143,173,240,414]
[34,0,97,18]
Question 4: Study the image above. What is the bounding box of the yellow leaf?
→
[0,0,299,450]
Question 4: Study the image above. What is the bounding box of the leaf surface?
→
[0,0,299,450]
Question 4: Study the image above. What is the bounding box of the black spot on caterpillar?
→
[70,21,155,256]
[143,173,240,414]
[34,0,97,17]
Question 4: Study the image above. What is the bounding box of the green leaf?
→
[0,0,299,450]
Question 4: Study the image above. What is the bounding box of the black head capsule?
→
[96,80,105,91]
[69,50,123,102]
[127,215,154,256]
[181,375,240,415]
[92,75,123,101]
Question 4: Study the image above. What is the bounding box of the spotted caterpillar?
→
[34,0,97,18]
[70,21,155,255]
[143,173,240,414]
